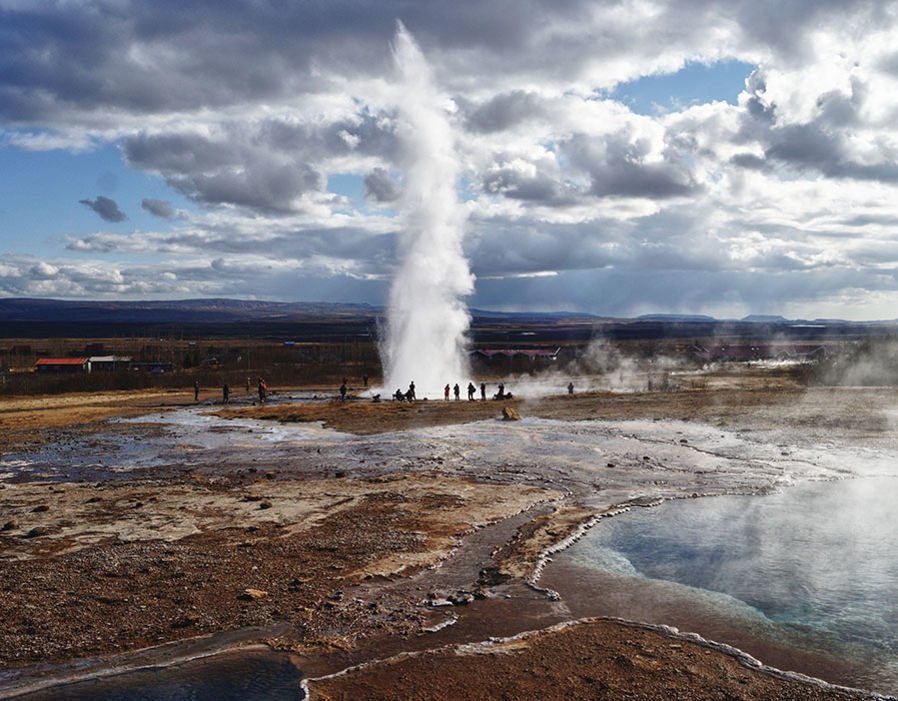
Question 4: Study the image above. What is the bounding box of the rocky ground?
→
[0,371,891,699]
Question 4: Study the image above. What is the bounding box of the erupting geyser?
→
[380,22,475,398]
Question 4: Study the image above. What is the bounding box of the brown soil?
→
[0,389,192,454]
[310,619,869,701]
[0,377,886,700]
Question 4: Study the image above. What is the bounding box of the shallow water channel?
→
[12,649,304,700]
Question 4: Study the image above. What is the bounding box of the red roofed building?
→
[35,357,90,373]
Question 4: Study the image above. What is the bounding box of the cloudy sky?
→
[1,1,897,320]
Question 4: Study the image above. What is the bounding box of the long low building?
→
[35,357,90,372]
[35,356,135,372]
[87,355,133,371]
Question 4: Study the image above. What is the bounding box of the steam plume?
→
[381,22,474,397]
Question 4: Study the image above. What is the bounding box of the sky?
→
[1,1,898,320]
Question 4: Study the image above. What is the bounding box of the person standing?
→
[340,382,347,402]
[480,382,486,401]
[444,384,450,401]
[453,383,460,400]
[467,382,476,400]
[222,383,230,404]
[194,379,200,402]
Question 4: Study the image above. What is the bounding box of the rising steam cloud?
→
[381,22,475,397]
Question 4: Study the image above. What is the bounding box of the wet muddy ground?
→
[0,373,894,699]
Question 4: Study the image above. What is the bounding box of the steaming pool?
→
[544,476,898,696]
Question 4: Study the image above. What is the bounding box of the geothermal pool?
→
[545,476,898,695]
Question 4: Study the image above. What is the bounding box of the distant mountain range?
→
[0,298,381,324]
[0,298,894,341]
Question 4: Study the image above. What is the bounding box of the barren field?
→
[0,371,891,699]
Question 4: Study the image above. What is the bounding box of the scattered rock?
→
[23,526,49,538]
[238,588,269,601]
[31,504,50,513]
[448,591,475,606]
[1,519,19,531]
[171,612,202,628]
[477,566,510,586]
[501,406,521,421]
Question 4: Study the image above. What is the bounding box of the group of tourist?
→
[191,377,269,405]
[388,380,511,402]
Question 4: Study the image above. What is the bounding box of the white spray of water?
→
[380,22,475,399]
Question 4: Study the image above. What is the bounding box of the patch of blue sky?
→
[328,171,399,218]
[609,60,756,115]
[327,172,365,209]
[0,141,195,255]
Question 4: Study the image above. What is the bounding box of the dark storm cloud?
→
[735,123,898,183]
[0,1,390,120]
[124,131,324,213]
[176,161,322,213]
[0,0,581,124]
[79,195,127,222]
[465,217,637,276]
[141,198,174,218]
[258,113,400,162]
[122,114,399,214]
[471,263,893,317]
[364,167,401,203]
[724,0,885,62]
[481,165,578,205]
[563,133,700,200]
[460,91,548,133]
[731,65,898,183]
[0,0,883,125]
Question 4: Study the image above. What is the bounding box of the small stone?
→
[239,588,269,601]
[501,406,521,421]
[171,612,202,628]
[1,519,19,531]
[448,591,475,606]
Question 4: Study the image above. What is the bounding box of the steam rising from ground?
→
[506,339,696,398]
[380,23,474,398]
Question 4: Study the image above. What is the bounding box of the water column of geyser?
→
[381,23,475,398]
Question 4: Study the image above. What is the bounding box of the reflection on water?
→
[553,476,898,695]
[13,649,304,701]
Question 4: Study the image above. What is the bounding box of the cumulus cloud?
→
[141,198,175,218]
[78,196,127,222]
[364,167,402,203]
[2,1,898,318]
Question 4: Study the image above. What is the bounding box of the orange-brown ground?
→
[0,376,886,699]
